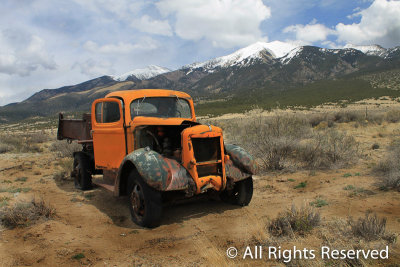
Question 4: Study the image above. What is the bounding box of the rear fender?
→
[117,148,195,192]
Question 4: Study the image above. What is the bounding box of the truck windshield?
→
[130,97,192,119]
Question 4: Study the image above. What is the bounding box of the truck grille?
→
[191,137,222,177]
[191,137,221,162]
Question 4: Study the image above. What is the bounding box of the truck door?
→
[91,98,126,170]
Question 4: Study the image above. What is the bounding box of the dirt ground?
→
[1,104,400,266]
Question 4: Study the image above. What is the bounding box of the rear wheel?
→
[128,170,162,228]
[221,177,253,206]
[73,152,92,190]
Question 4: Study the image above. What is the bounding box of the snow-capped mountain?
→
[2,40,400,123]
[183,42,396,73]
[280,47,304,64]
[184,41,300,73]
[343,44,387,57]
[113,65,171,81]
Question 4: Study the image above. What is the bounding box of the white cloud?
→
[131,15,172,36]
[0,29,56,76]
[156,0,271,48]
[336,0,400,47]
[283,20,336,43]
[73,58,114,77]
[71,0,148,22]
[83,38,159,54]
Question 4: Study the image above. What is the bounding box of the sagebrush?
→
[0,199,56,228]
[268,204,320,237]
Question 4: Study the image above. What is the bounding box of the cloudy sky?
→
[1,0,400,106]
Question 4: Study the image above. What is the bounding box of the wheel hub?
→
[131,184,145,216]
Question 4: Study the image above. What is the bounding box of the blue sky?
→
[0,0,399,106]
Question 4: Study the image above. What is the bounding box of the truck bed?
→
[57,113,92,143]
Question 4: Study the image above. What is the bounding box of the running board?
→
[92,178,115,192]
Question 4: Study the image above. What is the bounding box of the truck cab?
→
[58,89,256,227]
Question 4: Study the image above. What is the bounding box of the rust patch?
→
[225,144,258,175]
[225,160,251,182]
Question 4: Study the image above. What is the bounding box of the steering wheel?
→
[145,130,162,152]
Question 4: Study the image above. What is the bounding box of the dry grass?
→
[0,143,12,154]
[384,109,400,123]
[298,129,360,169]
[348,212,396,242]
[373,139,400,191]
[219,113,360,172]
[222,113,310,171]
[50,140,81,158]
[0,131,49,153]
[0,198,56,228]
[54,157,74,181]
[268,204,320,237]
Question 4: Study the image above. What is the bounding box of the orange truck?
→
[57,89,257,227]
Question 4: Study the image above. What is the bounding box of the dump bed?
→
[57,113,92,143]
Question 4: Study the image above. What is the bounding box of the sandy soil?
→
[1,110,400,266]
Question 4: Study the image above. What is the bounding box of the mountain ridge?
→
[1,41,400,122]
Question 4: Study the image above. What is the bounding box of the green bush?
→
[310,198,328,207]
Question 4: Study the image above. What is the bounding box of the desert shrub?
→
[0,143,12,154]
[307,113,334,128]
[237,114,311,171]
[384,109,400,123]
[298,129,359,169]
[0,133,46,153]
[50,140,81,158]
[268,204,320,237]
[27,131,50,143]
[367,111,385,124]
[54,158,74,180]
[348,212,395,242]
[0,199,56,228]
[373,139,400,190]
[222,113,359,171]
[333,110,363,123]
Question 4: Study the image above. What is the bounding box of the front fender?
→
[118,148,195,192]
[225,144,258,182]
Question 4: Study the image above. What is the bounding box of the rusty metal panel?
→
[225,144,258,175]
[119,148,195,192]
[225,159,251,182]
[57,113,92,141]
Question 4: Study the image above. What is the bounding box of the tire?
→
[128,170,162,228]
[221,177,253,206]
[73,152,92,190]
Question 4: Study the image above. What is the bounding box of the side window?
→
[103,102,121,123]
[95,101,121,123]
[95,102,102,123]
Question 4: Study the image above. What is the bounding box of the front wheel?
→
[221,177,253,206]
[128,170,162,228]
